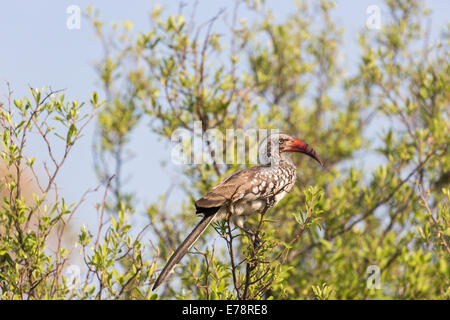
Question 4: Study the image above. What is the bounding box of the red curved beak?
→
[285,138,324,167]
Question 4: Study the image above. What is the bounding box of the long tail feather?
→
[152,214,216,290]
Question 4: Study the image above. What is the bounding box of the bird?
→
[152,133,323,290]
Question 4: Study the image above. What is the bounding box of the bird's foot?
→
[243,228,262,249]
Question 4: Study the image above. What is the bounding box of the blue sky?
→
[0,0,448,231]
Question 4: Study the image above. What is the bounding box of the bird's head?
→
[259,133,323,167]
[278,134,323,166]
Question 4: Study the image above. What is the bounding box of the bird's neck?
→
[281,152,295,164]
[259,152,295,169]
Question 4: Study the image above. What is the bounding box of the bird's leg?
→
[245,228,262,248]
[233,216,262,247]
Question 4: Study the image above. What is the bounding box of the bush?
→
[0,0,448,299]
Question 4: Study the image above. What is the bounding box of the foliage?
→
[0,0,448,299]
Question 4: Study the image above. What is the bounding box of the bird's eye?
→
[279,139,284,145]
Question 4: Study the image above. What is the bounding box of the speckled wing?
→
[195,166,266,215]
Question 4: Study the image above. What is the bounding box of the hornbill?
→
[152,133,323,290]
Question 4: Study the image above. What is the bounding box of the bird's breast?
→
[211,199,266,222]
[233,198,266,216]
[210,162,297,222]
